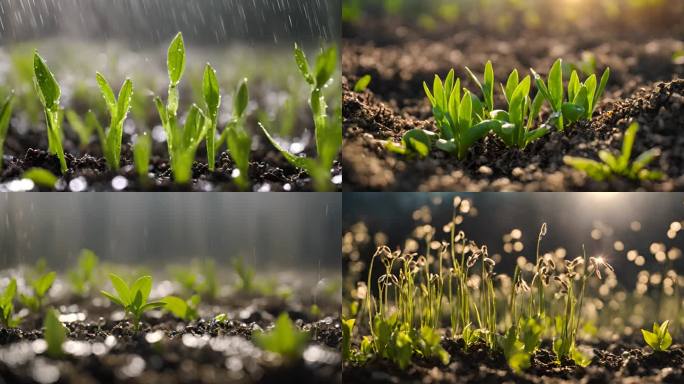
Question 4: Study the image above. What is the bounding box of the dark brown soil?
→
[0,293,341,384]
[1,127,341,192]
[344,338,684,384]
[342,21,684,191]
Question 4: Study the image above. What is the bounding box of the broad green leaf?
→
[100,290,124,307]
[133,133,151,178]
[254,313,310,359]
[161,296,188,319]
[483,60,494,110]
[433,75,445,110]
[435,139,457,154]
[444,69,455,100]
[458,90,472,131]
[108,273,131,305]
[96,72,116,115]
[140,301,166,311]
[642,329,659,349]
[564,156,608,181]
[572,86,590,121]
[403,129,432,157]
[490,109,510,122]
[599,150,619,170]
[424,82,436,106]
[2,278,16,304]
[314,46,336,88]
[568,70,580,103]
[202,64,220,119]
[234,79,249,118]
[561,102,586,124]
[33,51,60,109]
[22,168,58,188]
[528,92,545,127]
[462,120,499,158]
[34,272,56,296]
[130,276,152,303]
[44,308,66,358]
[167,32,186,85]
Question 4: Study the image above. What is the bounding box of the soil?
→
[0,125,341,192]
[342,20,684,191]
[0,292,341,384]
[344,338,684,384]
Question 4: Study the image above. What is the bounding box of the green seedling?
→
[0,94,14,169]
[20,271,56,311]
[385,129,434,158]
[564,122,662,181]
[65,109,94,149]
[33,51,67,173]
[232,257,255,293]
[465,60,495,114]
[642,320,672,352]
[353,74,372,92]
[0,278,21,328]
[213,313,229,324]
[44,308,67,358]
[202,64,221,172]
[422,69,500,159]
[414,326,450,365]
[133,133,152,183]
[531,58,610,130]
[254,313,310,360]
[100,273,165,329]
[217,79,251,190]
[490,70,548,148]
[342,318,355,361]
[95,72,133,170]
[22,167,58,189]
[259,44,341,191]
[155,32,209,184]
[169,259,218,300]
[67,249,99,296]
[162,295,200,322]
[498,326,531,374]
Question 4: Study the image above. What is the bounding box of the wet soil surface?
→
[342,21,684,191]
[0,295,341,384]
[0,129,341,192]
[344,338,684,383]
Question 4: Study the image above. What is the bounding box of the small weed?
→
[254,313,310,360]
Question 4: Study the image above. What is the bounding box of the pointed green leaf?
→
[234,78,249,119]
[96,72,116,115]
[548,59,563,110]
[108,273,131,305]
[33,51,61,109]
[504,69,519,104]
[130,276,152,304]
[167,32,186,85]
[619,122,638,169]
[294,43,314,85]
[203,64,220,119]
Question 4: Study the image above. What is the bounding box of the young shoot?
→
[20,271,56,312]
[33,51,67,173]
[642,320,672,352]
[0,94,15,169]
[100,273,165,329]
[259,44,341,191]
[531,58,610,130]
[155,32,209,184]
[385,129,435,158]
[65,109,95,150]
[232,257,255,293]
[202,64,221,172]
[253,313,310,360]
[0,278,21,328]
[353,74,372,93]
[422,69,500,159]
[564,122,662,181]
[44,307,67,358]
[217,79,251,190]
[67,249,99,296]
[490,69,548,148]
[342,318,355,361]
[161,295,200,322]
[95,72,133,170]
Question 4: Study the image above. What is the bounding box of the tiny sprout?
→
[642,320,672,352]
[95,72,133,170]
[353,74,372,93]
[33,51,67,173]
[564,122,662,181]
[44,307,67,358]
[0,278,20,328]
[253,313,310,360]
[162,295,200,322]
[20,271,56,311]
[100,273,165,329]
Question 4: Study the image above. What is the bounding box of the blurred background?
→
[343,0,683,35]
[0,0,341,152]
[0,193,341,276]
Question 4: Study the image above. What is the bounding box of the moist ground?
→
[0,293,341,383]
[342,21,684,191]
[344,338,684,384]
[0,128,341,191]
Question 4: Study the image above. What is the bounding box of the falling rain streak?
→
[0,0,340,46]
